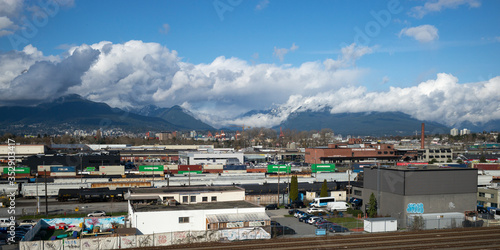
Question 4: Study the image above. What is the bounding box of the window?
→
[491,203,498,208]
[479,192,485,197]
[354,190,362,196]
[211,196,217,202]
[182,196,188,203]
[179,217,189,223]
[190,196,196,202]
[490,194,495,199]
[202,196,208,202]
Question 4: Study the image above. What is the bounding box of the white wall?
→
[132,207,265,234]
[0,145,45,156]
[158,190,245,204]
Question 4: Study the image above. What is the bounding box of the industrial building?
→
[178,149,244,165]
[127,186,270,236]
[355,166,477,228]
[477,186,500,208]
[305,139,399,164]
[21,154,121,173]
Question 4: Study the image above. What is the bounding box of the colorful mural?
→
[41,216,125,230]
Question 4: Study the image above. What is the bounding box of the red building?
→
[305,138,399,164]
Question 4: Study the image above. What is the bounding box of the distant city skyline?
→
[0,0,499,129]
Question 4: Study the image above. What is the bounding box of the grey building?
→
[360,166,477,228]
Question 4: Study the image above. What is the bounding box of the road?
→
[0,197,128,217]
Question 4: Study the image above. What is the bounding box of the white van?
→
[326,201,350,212]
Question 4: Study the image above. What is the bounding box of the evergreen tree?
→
[479,155,487,163]
[290,175,298,202]
[368,193,378,218]
[320,179,328,197]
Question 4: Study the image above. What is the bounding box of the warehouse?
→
[358,166,477,228]
[129,200,270,235]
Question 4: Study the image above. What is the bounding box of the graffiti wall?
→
[19,227,270,249]
[41,216,125,230]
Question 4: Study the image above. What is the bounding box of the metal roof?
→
[206,212,269,223]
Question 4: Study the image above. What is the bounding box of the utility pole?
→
[277,165,280,207]
[44,170,48,216]
[36,173,39,215]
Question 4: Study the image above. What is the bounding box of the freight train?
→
[57,187,128,202]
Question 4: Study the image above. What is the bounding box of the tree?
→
[446,158,453,163]
[289,175,298,202]
[368,193,378,218]
[320,179,328,197]
[456,158,464,164]
[479,155,487,163]
[428,158,437,164]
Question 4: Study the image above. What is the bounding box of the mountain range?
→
[1,95,498,136]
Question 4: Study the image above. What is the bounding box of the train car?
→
[57,188,80,202]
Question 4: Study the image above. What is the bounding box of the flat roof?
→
[129,186,244,194]
[132,200,261,212]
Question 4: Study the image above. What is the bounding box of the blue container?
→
[223,164,246,170]
[50,166,76,172]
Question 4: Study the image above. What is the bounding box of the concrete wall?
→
[157,189,245,204]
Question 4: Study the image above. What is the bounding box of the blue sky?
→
[0,0,499,128]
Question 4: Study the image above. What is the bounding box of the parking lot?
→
[266,208,326,237]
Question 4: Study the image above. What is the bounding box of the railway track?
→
[133,227,500,250]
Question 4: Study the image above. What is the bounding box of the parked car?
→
[317,222,334,229]
[271,226,296,235]
[327,224,349,233]
[299,214,313,223]
[285,201,306,209]
[307,207,325,213]
[270,221,281,227]
[19,220,37,226]
[17,225,33,232]
[87,211,106,217]
[265,204,279,210]
[307,216,322,224]
[294,210,306,218]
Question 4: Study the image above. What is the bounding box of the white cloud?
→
[399,25,439,43]
[159,23,170,34]
[0,41,498,129]
[255,0,269,11]
[410,0,481,19]
[232,73,500,128]
[273,43,299,62]
[323,43,373,70]
[382,76,390,84]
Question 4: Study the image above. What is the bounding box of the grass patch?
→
[326,217,363,229]
[284,214,294,217]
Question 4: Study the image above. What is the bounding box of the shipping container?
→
[85,167,96,172]
[50,172,76,177]
[223,164,246,170]
[178,170,202,174]
[311,164,336,173]
[50,166,76,173]
[138,165,163,172]
[203,164,224,170]
[163,165,178,171]
[99,165,125,175]
[246,168,267,173]
[204,169,223,174]
[91,181,151,188]
[38,165,62,172]
[472,163,500,170]
[223,170,247,174]
[178,165,202,171]
[3,167,30,174]
[267,164,290,173]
